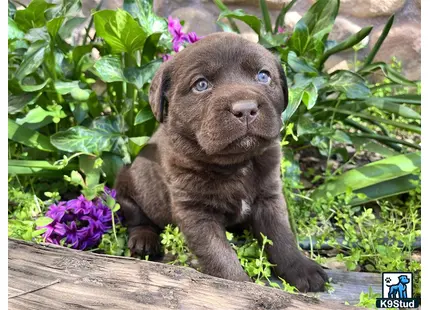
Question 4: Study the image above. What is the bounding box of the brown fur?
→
[114,32,328,292]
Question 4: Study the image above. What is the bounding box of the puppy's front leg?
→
[174,203,250,282]
[251,194,328,292]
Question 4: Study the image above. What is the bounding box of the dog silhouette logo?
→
[386,275,410,298]
[376,272,419,308]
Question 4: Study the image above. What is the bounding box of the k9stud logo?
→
[376,272,419,308]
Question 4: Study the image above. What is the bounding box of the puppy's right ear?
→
[149,61,171,123]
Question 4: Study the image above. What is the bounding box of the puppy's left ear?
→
[149,60,172,123]
[277,61,289,111]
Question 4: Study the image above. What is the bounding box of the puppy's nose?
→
[231,100,259,124]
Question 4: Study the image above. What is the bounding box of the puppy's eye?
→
[257,70,271,84]
[193,78,210,92]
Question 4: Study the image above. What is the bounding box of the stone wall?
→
[14,0,421,80]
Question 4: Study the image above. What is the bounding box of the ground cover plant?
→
[8,0,421,307]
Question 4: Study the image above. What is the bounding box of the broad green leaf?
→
[350,137,399,157]
[124,59,162,89]
[219,10,262,34]
[14,41,48,81]
[123,0,166,34]
[282,86,306,122]
[287,51,318,74]
[50,115,128,156]
[311,152,421,199]
[350,173,419,206]
[129,136,151,146]
[101,153,124,186]
[8,93,41,114]
[288,21,325,57]
[71,88,91,101]
[54,81,81,94]
[298,0,339,41]
[8,118,56,152]
[16,106,66,125]
[59,17,86,40]
[14,0,50,32]
[363,15,394,67]
[382,94,421,105]
[79,155,101,188]
[47,16,65,38]
[24,27,50,43]
[8,17,24,40]
[141,32,163,64]
[319,26,372,66]
[135,106,154,125]
[328,70,371,99]
[129,136,151,158]
[302,82,318,109]
[93,55,125,83]
[8,160,77,170]
[93,9,147,54]
[364,98,420,119]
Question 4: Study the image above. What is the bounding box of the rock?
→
[369,22,421,80]
[338,0,406,18]
[170,7,217,36]
[240,31,259,43]
[325,56,351,74]
[283,11,302,30]
[329,17,369,45]
[222,0,293,9]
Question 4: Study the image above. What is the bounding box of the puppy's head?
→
[149,32,288,163]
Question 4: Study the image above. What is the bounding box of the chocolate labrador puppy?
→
[114,32,328,292]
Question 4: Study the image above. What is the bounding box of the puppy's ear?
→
[277,61,289,111]
[149,61,171,123]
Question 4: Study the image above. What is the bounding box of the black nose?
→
[231,100,259,124]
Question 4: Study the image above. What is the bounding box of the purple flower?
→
[38,188,118,251]
[162,54,172,62]
[185,32,201,44]
[277,26,286,33]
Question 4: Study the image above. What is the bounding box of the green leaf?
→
[259,0,272,33]
[219,10,262,34]
[93,9,147,54]
[363,15,394,67]
[302,82,318,109]
[101,153,124,186]
[124,59,162,89]
[141,32,163,64]
[16,106,66,125]
[359,62,416,86]
[135,106,154,125]
[349,174,419,206]
[79,155,101,188]
[8,17,24,40]
[35,216,54,227]
[19,78,51,92]
[298,0,339,41]
[50,115,129,156]
[288,21,325,57]
[8,118,56,152]
[123,0,166,34]
[287,51,318,74]
[47,16,65,38]
[14,0,50,32]
[328,70,371,99]
[59,17,86,40]
[71,88,91,101]
[319,26,372,66]
[54,81,81,94]
[274,0,297,33]
[24,27,50,43]
[8,160,77,170]
[8,93,41,114]
[93,55,125,83]
[14,41,48,81]
[363,98,420,119]
[311,152,421,199]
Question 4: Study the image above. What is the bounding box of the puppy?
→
[114,32,328,292]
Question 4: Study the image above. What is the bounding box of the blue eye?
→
[194,78,209,92]
[257,70,271,84]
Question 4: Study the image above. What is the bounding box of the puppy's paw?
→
[128,226,162,259]
[278,256,328,293]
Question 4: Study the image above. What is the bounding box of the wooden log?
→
[8,238,358,310]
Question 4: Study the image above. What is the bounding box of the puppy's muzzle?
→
[230,100,259,125]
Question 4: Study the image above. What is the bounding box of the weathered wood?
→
[8,238,358,310]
